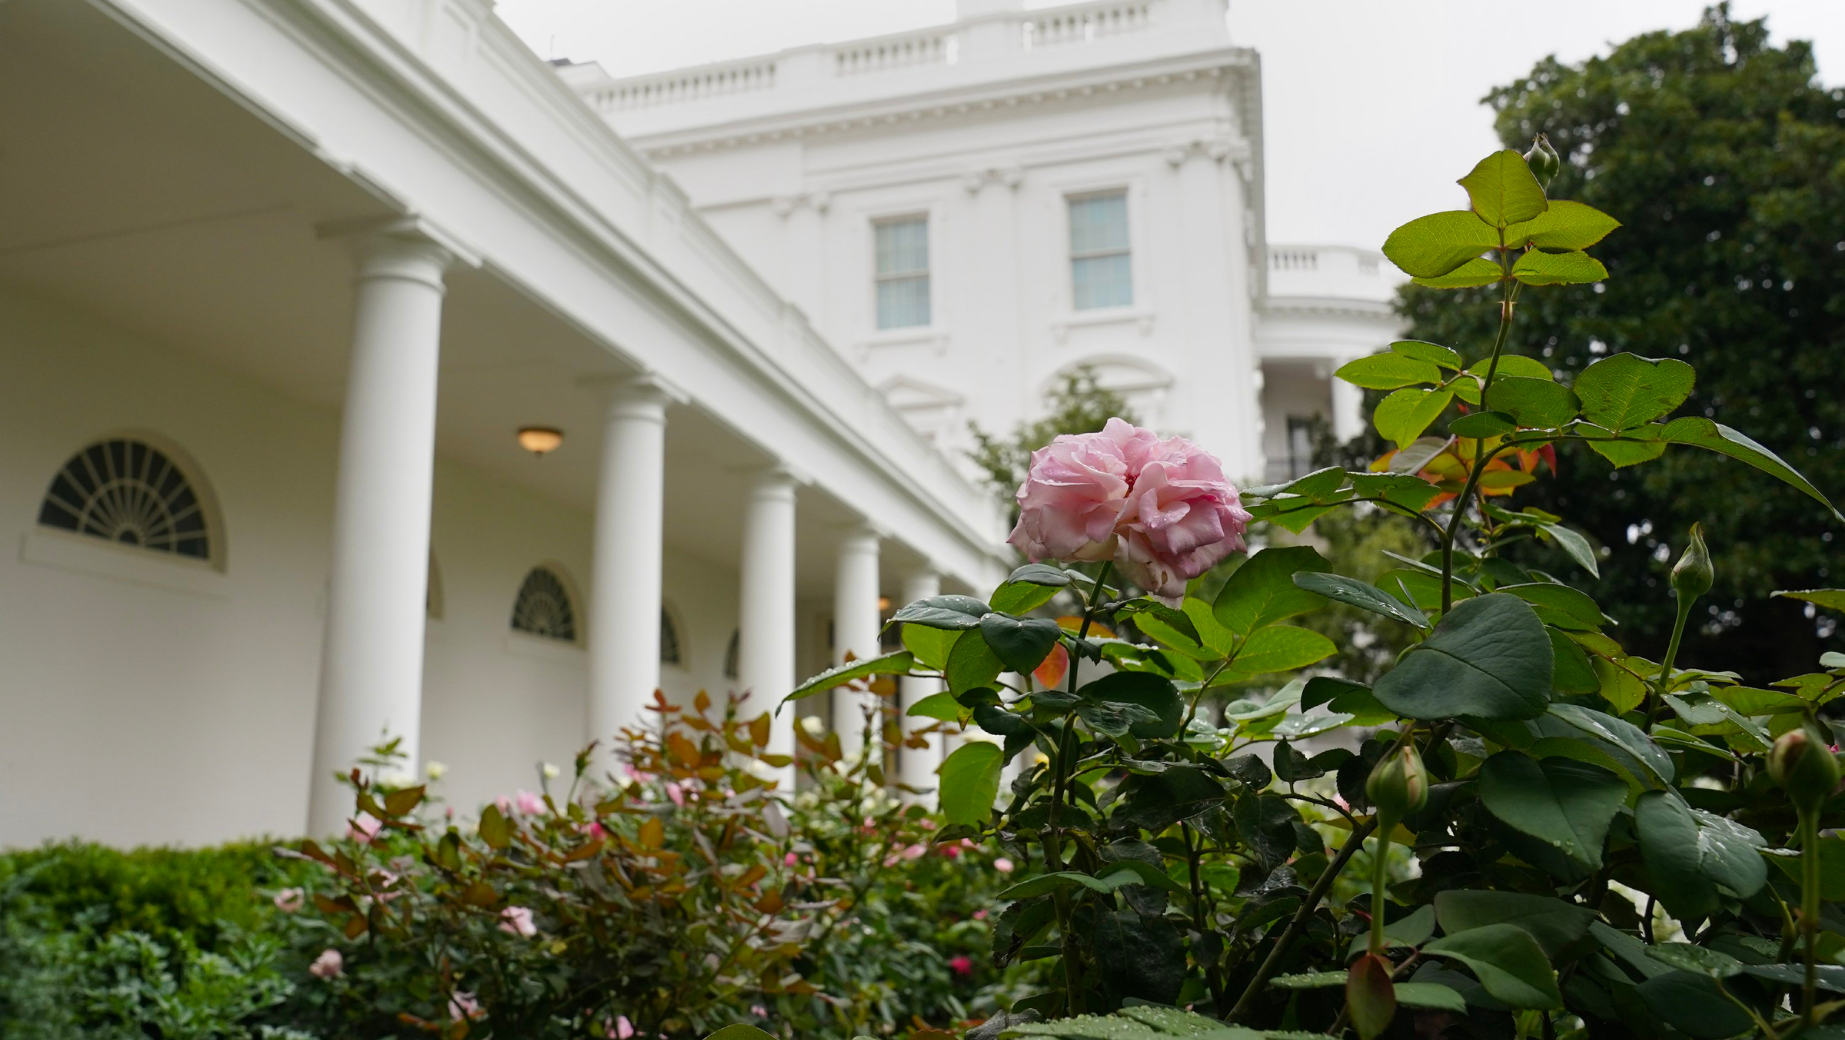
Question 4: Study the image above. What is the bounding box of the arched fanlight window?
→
[660,607,683,666]
[724,630,740,680]
[38,437,213,561]
[511,566,577,642]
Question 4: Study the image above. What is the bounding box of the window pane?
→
[1072,254,1132,310]
[875,217,929,276]
[877,275,932,329]
[1068,192,1128,255]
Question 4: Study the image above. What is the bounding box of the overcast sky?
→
[499,1,1845,249]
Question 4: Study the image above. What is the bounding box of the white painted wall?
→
[0,286,740,848]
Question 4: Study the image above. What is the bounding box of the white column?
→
[738,468,798,783]
[897,567,943,802]
[586,376,675,762]
[308,229,452,837]
[1330,357,1368,444]
[831,525,883,761]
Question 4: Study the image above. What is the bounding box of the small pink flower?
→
[993,857,1015,874]
[347,813,382,844]
[615,1014,636,1039]
[515,790,545,815]
[750,1005,769,1018]
[499,906,537,938]
[960,838,977,849]
[902,843,927,861]
[973,909,988,920]
[579,821,608,840]
[784,851,798,867]
[495,795,513,815]
[373,870,401,902]
[1008,418,1249,599]
[273,887,305,913]
[309,948,343,979]
[449,990,482,1021]
[664,782,686,808]
[949,955,974,976]
[940,844,961,859]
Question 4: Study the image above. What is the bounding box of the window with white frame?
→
[873,215,931,329]
[511,566,578,643]
[39,437,213,561]
[1068,191,1133,310]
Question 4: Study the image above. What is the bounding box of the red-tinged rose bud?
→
[1347,952,1398,1040]
[1524,133,1561,190]
[1366,743,1429,824]
[1671,523,1714,601]
[1770,722,1842,813]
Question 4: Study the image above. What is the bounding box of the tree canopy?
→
[1396,4,1845,678]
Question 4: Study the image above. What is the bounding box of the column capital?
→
[832,519,888,546]
[731,463,809,497]
[578,372,689,416]
[316,214,480,273]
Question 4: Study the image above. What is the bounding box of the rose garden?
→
[9,20,1845,1040]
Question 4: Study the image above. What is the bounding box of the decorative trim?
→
[19,528,228,600]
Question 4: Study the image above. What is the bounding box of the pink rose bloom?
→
[664,782,686,808]
[614,1015,636,1039]
[940,844,960,859]
[373,870,401,903]
[449,990,482,1021]
[347,813,382,845]
[751,1005,769,1018]
[949,955,974,976]
[993,857,1015,874]
[784,851,799,867]
[973,908,988,920]
[309,948,343,979]
[902,843,927,861]
[514,790,545,815]
[273,887,305,913]
[1008,418,1250,599]
[499,906,537,938]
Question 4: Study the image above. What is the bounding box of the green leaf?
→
[1774,589,1845,614]
[1574,354,1695,431]
[989,564,1071,614]
[1374,388,1455,447]
[1537,521,1601,578]
[1484,376,1580,428]
[786,651,916,701]
[1423,923,1563,1009]
[1080,671,1183,739]
[1223,625,1336,679]
[1473,354,1554,382]
[1391,340,1463,369]
[1541,702,1673,783]
[1373,593,1554,720]
[1503,199,1622,251]
[1662,416,1844,521]
[890,594,990,630]
[702,1027,780,1040]
[1498,582,1605,631]
[946,629,1004,695]
[1433,890,1595,958]
[1635,789,1769,920]
[1382,210,1500,277]
[1550,629,1601,695]
[1458,150,1549,227]
[1336,353,1444,390]
[996,864,1183,901]
[901,624,958,670]
[1479,751,1626,871]
[1096,909,1187,1008]
[1393,983,1469,1014]
[479,803,512,850]
[1511,249,1608,286]
[1348,472,1445,512]
[1412,257,1505,289]
[905,691,963,720]
[1577,422,1667,468]
[1449,411,1517,438]
[1211,546,1331,636]
[1114,599,1201,644]
[979,614,1062,673]
[937,741,1003,827]
[1291,571,1429,629]
[1270,972,1346,989]
[1634,972,1756,1040]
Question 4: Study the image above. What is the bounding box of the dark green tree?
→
[967,366,1136,500]
[1396,4,1845,678]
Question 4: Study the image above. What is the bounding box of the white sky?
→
[498,1,1845,250]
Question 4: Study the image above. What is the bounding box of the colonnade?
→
[304,227,950,835]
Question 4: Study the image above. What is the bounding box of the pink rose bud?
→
[973,909,988,920]
[515,790,546,815]
[1008,418,1249,599]
[949,955,974,976]
[498,905,537,938]
[346,813,382,845]
[309,948,343,979]
[784,852,798,867]
[993,857,1015,874]
[664,782,686,808]
[449,991,481,1021]
[616,1015,636,1039]
[273,887,305,913]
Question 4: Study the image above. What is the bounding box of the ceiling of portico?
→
[0,0,926,598]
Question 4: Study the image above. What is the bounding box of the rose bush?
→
[779,143,1845,1040]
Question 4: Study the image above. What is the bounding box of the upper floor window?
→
[1069,191,1133,310]
[1284,416,1317,480]
[874,216,931,329]
[511,566,578,643]
[39,437,212,561]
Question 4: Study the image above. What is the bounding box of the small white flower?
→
[379,768,415,789]
[425,761,448,781]
[541,762,561,780]
[799,715,826,738]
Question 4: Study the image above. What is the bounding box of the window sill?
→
[19,527,227,599]
[1051,308,1154,343]
[504,630,587,663]
[856,326,949,356]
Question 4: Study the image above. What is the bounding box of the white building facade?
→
[560,0,1403,485]
[0,0,1396,850]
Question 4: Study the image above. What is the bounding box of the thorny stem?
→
[1046,560,1112,1015]
[1655,591,1696,706]
[1439,281,1520,613]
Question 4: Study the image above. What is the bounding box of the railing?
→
[587,59,778,111]
[833,31,953,75]
[1026,1,1155,48]
[1269,248,1319,272]
[1266,245,1401,305]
